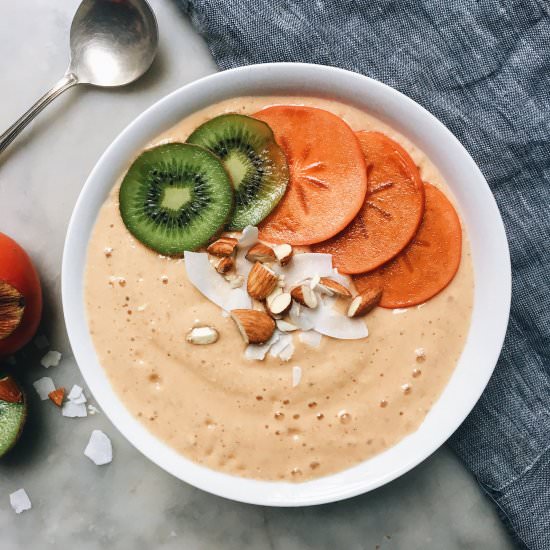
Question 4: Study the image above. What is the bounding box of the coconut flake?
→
[238,226,259,248]
[234,248,254,280]
[32,377,56,400]
[269,333,294,357]
[278,342,295,361]
[282,254,334,288]
[10,489,31,514]
[288,301,316,330]
[62,401,87,418]
[392,308,408,315]
[184,252,252,312]
[84,430,113,466]
[40,350,62,368]
[314,305,368,339]
[245,332,280,361]
[309,274,321,290]
[292,366,302,388]
[87,404,100,415]
[67,384,87,404]
[276,319,299,332]
[299,331,322,348]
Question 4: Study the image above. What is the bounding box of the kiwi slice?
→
[0,376,26,457]
[119,143,234,255]
[186,114,289,230]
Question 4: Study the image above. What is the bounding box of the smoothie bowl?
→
[62,63,510,506]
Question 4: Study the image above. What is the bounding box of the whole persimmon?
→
[0,233,42,358]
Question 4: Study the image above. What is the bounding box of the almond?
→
[245,243,276,263]
[0,281,25,341]
[215,256,235,274]
[276,319,299,332]
[266,287,283,307]
[317,277,352,298]
[347,288,382,318]
[0,375,23,403]
[48,387,65,407]
[291,285,318,308]
[273,243,293,266]
[247,262,278,300]
[230,309,275,344]
[206,237,238,257]
[186,326,219,345]
[267,292,292,316]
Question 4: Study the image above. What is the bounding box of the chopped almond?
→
[206,237,238,257]
[215,256,235,274]
[291,285,318,308]
[247,262,278,300]
[317,277,352,298]
[273,244,293,266]
[347,288,382,318]
[245,243,276,263]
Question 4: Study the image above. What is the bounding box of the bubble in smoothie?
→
[338,410,352,424]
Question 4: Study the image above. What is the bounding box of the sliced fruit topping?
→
[354,183,462,308]
[0,375,26,457]
[254,106,368,245]
[313,131,425,274]
[119,143,234,255]
[187,114,289,231]
[0,281,25,341]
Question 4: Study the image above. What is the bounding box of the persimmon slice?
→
[353,183,462,308]
[254,106,368,245]
[313,131,425,273]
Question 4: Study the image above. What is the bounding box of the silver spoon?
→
[0,0,158,154]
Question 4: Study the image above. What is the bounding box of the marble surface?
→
[0,2,516,549]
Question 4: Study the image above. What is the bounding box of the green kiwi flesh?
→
[0,393,26,458]
[119,143,234,255]
[186,114,289,230]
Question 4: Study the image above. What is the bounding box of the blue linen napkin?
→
[179,1,550,547]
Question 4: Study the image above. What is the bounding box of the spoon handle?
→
[0,73,79,155]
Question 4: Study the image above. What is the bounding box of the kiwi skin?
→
[0,385,26,458]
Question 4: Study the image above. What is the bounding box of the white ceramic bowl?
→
[62,62,511,506]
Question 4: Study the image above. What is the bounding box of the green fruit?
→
[119,143,234,255]
[0,377,26,457]
[187,114,289,230]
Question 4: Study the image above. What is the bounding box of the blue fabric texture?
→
[178,1,550,547]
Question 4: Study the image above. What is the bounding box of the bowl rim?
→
[62,62,511,506]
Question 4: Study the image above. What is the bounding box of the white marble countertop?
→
[0,2,515,549]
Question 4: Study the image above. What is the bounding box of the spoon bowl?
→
[69,0,158,86]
